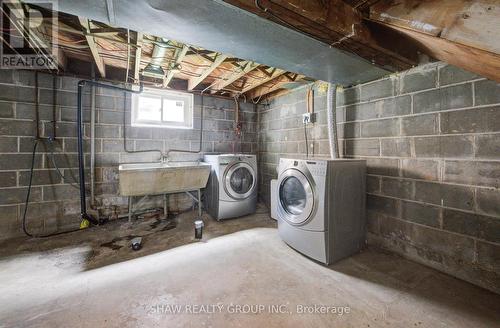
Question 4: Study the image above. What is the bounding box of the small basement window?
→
[132,88,193,129]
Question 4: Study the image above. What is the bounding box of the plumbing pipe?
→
[122,93,163,158]
[77,80,144,225]
[165,92,205,160]
[326,83,340,159]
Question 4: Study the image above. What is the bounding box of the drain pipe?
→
[90,69,96,208]
[326,83,340,159]
[77,80,144,225]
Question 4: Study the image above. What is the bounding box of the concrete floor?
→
[0,204,499,327]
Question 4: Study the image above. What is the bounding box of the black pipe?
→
[77,80,143,224]
[34,71,40,139]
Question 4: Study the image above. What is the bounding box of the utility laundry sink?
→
[118,161,211,196]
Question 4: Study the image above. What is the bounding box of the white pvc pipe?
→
[326,83,340,159]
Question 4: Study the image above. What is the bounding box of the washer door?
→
[278,169,315,225]
[224,162,256,200]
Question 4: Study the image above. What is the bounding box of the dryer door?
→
[278,169,315,225]
[224,162,256,200]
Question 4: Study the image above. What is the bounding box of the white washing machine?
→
[203,154,258,220]
[272,158,366,264]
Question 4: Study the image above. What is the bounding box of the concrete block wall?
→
[258,62,500,293]
[0,70,257,239]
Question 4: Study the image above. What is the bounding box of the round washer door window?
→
[224,162,256,200]
[230,167,253,195]
[280,176,307,215]
[278,169,314,225]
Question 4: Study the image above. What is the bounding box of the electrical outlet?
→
[302,113,316,124]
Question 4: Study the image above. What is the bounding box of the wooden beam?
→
[78,18,106,77]
[133,32,143,82]
[25,22,66,71]
[245,74,305,100]
[210,61,260,93]
[190,50,217,62]
[256,66,278,78]
[371,0,500,54]
[223,0,418,71]
[188,54,228,90]
[370,0,500,81]
[241,68,285,94]
[373,23,500,82]
[89,27,125,35]
[164,44,189,87]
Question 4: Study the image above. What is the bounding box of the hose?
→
[22,139,81,238]
[46,139,80,189]
[23,71,83,238]
[21,139,39,237]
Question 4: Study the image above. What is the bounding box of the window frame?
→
[131,88,194,129]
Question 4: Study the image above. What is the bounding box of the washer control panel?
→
[219,158,233,165]
[306,160,327,177]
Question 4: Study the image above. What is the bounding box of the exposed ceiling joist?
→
[193,51,218,63]
[164,44,189,87]
[88,27,125,35]
[133,32,143,82]
[78,18,106,77]
[188,54,228,90]
[210,61,259,93]
[24,24,66,71]
[241,68,285,94]
[21,2,315,100]
[50,0,391,85]
[246,73,304,100]
[370,0,500,81]
[256,66,273,77]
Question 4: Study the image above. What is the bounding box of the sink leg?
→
[198,189,202,218]
[164,194,168,220]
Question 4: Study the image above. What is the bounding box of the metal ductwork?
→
[142,38,169,79]
[36,0,391,86]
